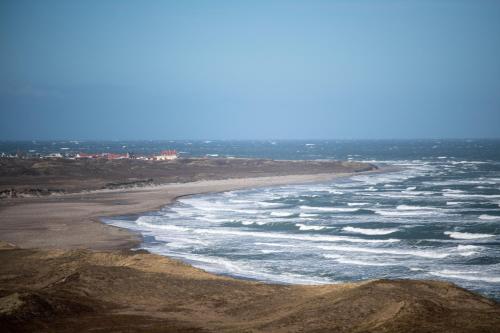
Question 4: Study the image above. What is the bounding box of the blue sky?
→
[1,0,499,140]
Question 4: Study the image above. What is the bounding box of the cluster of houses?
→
[1,150,178,161]
[75,150,178,161]
[75,152,130,160]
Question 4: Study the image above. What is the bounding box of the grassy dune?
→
[1,243,499,333]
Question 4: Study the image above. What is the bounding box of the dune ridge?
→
[1,243,499,333]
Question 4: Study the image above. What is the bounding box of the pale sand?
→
[0,172,354,250]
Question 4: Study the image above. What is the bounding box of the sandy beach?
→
[1,158,499,332]
[0,172,356,250]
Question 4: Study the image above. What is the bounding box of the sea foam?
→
[296,223,328,231]
[374,209,439,217]
[343,226,399,235]
[270,211,295,217]
[136,217,190,232]
[318,244,449,259]
[479,214,500,220]
[444,231,494,240]
[192,228,398,244]
[300,205,359,213]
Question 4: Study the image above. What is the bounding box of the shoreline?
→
[1,170,383,251]
[99,167,394,284]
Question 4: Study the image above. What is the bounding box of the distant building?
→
[76,152,97,159]
[76,152,129,159]
[155,150,177,160]
[105,153,130,160]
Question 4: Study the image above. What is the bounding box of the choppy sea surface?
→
[20,139,497,299]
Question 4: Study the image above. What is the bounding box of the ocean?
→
[4,139,498,299]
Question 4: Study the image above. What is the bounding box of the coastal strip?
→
[0,171,369,250]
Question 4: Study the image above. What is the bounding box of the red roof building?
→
[156,149,178,160]
[160,150,177,156]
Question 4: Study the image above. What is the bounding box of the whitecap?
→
[231,209,260,214]
[479,214,500,220]
[258,201,285,208]
[443,193,500,199]
[458,245,481,250]
[442,189,465,194]
[396,205,438,211]
[446,201,468,206]
[318,245,448,259]
[328,190,344,195]
[347,202,370,207]
[296,223,328,231]
[170,207,196,216]
[260,249,281,254]
[299,213,319,218]
[351,172,414,185]
[342,226,399,235]
[361,192,435,199]
[270,211,295,217]
[453,244,484,257]
[193,229,398,244]
[444,231,495,240]
[136,218,190,232]
[374,209,440,217]
[458,180,497,185]
[400,190,437,196]
[230,199,253,204]
[300,205,359,213]
[254,242,297,248]
[178,253,332,284]
[195,216,230,223]
[409,267,425,272]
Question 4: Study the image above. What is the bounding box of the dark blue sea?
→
[3,140,499,299]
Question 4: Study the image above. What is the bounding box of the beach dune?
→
[1,242,499,333]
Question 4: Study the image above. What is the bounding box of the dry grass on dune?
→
[0,157,376,195]
[1,242,499,333]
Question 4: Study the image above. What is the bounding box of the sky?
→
[1,0,499,140]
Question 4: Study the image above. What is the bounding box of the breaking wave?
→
[444,231,495,240]
[300,205,360,212]
[479,214,500,220]
[342,226,399,235]
[296,223,328,231]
